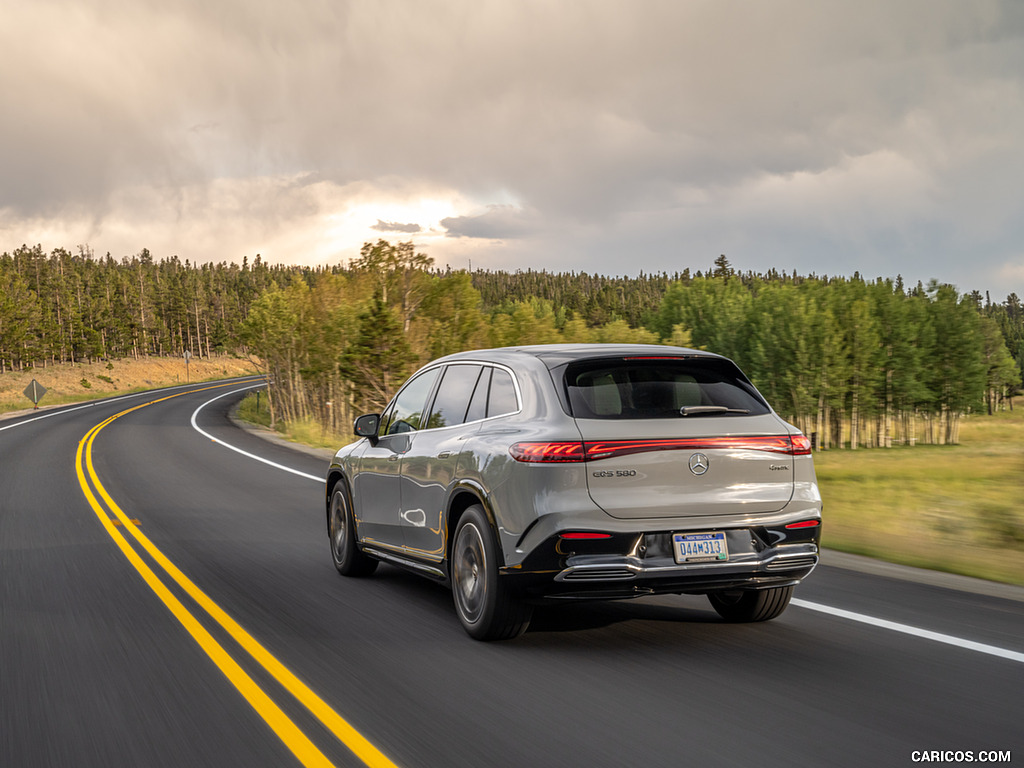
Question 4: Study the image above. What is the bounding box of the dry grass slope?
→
[0,355,260,415]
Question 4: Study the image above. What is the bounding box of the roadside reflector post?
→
[23,379,48,410]
[183,350,192,382]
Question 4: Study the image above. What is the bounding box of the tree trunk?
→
[851,388,859,450]
[194,296,203,359]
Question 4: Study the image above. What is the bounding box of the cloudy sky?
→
[3,0,1024,299]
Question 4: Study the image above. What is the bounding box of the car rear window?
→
[564,357,769,419]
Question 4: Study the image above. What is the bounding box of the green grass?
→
[815,409,1024,585]
[235,390,274,428]
[236,392,351,450]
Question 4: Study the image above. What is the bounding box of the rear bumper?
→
[547,543,817,598]
[501,523,820,600]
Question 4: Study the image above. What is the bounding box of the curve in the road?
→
[0,380,209,433]
[189,383,323,483]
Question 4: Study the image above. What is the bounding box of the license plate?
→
[673,532,728,563]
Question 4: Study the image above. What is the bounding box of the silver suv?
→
[326,344,821,640]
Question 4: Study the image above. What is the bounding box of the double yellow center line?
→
[76,384,398,768]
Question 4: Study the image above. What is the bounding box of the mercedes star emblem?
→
[688,453,709,475]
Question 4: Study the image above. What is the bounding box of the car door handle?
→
[388,455,400,462]
[436,451,452,459]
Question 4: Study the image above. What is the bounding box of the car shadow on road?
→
[369,564,727,638]
[528,597,721,634]
[370,569,720,626]
[356,565,778,651]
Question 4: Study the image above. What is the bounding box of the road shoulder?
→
[820,548,1024,603]
[228,410,337,461]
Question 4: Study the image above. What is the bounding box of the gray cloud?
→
[371,220,422,234]
[2,0,1024,297]
[441,206,541,240]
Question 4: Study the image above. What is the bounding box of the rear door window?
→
[564,357,768,419]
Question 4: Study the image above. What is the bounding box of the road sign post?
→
[184,350,192,382]
[23,379,47,409]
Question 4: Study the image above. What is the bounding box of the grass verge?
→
[815,408,1024,585]
[236,392,351,451]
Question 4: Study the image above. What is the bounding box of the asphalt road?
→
[2,381,1021,768]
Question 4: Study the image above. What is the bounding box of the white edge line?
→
[792,598,1024,664]
[190,385,324,483]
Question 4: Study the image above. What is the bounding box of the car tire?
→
[451,505,532,640]
[707,585,793,622]
[329,482,378,577]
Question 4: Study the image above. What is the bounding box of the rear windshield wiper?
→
[678,406,751,416]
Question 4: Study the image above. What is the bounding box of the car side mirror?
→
[354,413,380,440]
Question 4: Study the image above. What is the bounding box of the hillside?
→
[0,355,259,415]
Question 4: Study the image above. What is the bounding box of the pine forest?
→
[2,242,1021,449]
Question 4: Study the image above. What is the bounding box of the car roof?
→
[434,343,726,370]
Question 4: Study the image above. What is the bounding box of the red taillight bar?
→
[585,436,797,460]
[510,435,813,462]
[508,442,586,462]
[559,532,613,539]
